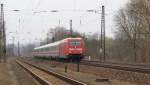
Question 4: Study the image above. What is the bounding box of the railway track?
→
[16,60,87,85]
[22,57,150,74]
[81,60,150,74]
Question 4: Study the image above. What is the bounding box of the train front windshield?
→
[70,40,81,46]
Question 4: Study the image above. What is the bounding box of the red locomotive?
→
[33,38,85,61]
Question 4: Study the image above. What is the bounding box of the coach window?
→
[54,45,56,50]
[42,48,45,52]
[56,46,58,50]
[42,48,44,52]
[53,46,55,50]
[40,49,42,52]
[43,48,45,52]
[51,46,54,50]
[49,47,51,51]
[50,46,52,51]
[54,46,56,50]
[46,47,49,51]
[51,46,52,51]
[45,48,47,51]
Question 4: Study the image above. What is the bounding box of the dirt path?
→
[0,57,42,85]
[8,57,40,85]
[0,63,18,85]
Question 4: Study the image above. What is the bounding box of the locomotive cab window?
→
[70,40,81,46]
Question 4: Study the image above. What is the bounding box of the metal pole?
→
[3,20,6,62]
[18,17,20,57]
[77,61,80,72]
[3,6,6,62]
[1,4,6,62]
[58,19,60,26]
[47,33,49,44]
[134,29,137,63]
[65,64,68,73]
[77,56,80,72]
[100,5,105,62]
[54,29,56,41]
[100,15,103,62]
[102,6,106,62]
[12,37,15,56]
[70,20,73,37]
[80,16,82,25]
[0,4,3,62]
[18,41,20,57]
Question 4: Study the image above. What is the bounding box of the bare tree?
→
[114,0,150,63]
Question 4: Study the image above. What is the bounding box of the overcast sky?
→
[1,0,129,45]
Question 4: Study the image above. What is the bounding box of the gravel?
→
[24,57,138,85]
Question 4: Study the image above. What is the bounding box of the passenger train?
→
[32,38,85,61]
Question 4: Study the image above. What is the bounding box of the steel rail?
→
[81,60,150,74]
[17,60,87,85]
[21,57,150,74]
[16,60,51,85]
